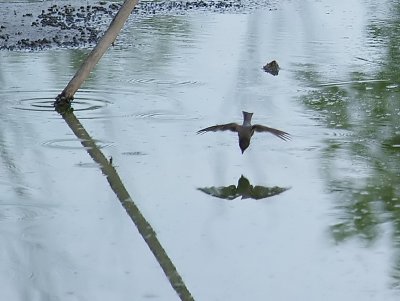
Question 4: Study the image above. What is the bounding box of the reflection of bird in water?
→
[197,111,290,153]
[198,175,289,200]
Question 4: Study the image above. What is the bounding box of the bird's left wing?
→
[252,124,291,141]
[197,123,240,134]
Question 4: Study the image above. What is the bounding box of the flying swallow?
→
[197,111,290,153]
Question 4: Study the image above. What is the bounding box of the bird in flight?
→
[197,111,290,154]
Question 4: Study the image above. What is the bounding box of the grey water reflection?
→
[55,106,194,300]
[296,1,400,287]
[198,175,289,200]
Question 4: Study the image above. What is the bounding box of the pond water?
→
[1,0,400,300]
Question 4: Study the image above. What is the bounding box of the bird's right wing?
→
[197,123,240,134]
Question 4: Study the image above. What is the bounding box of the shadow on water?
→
[198,175,289,200]
[54,104,194,300]
[296,2,400,288]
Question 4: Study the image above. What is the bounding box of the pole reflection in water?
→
[55,105,194,301]
[198,175,289,200]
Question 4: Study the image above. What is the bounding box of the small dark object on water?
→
[263,60,280,76]
[109,156,113,164]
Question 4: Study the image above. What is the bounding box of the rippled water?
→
[1,0,400,300]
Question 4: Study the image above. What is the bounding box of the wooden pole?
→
[54,0,138,107]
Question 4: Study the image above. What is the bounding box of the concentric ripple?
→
[8,89,111,113]
[134,110,199,120]
[42,138,113,150]
[13,97,56,112]
[126,78,199,85]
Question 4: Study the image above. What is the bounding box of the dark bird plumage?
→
[197,111,290,153]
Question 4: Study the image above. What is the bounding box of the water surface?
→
[1,0,400,300]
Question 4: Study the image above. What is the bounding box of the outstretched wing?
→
[252,124,291,141]
[197,123,240,134]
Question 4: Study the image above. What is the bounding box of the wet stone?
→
[263,60,280,76]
